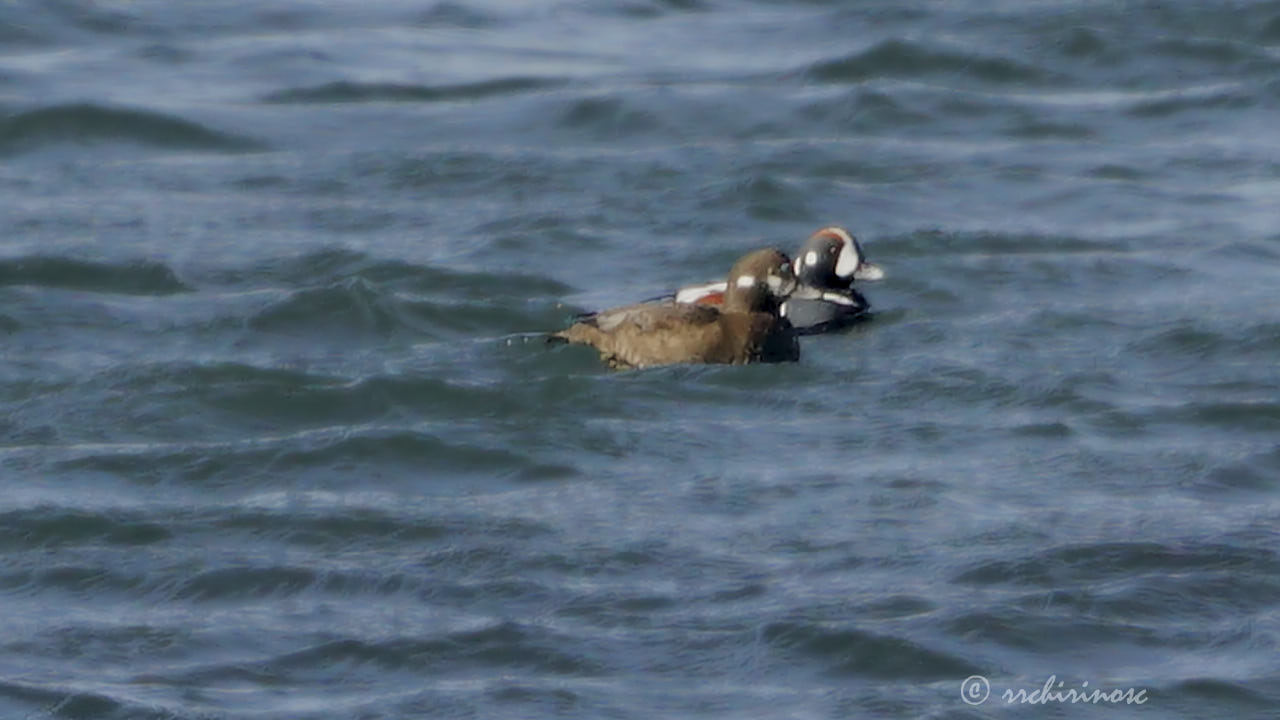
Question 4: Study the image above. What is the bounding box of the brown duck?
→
[551,248,801,369]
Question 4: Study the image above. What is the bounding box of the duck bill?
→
[853,261,885,282]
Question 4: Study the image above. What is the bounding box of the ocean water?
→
[2,1,1279,718]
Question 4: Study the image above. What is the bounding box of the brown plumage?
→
[552,248,800,369]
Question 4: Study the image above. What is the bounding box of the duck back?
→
[554,302,796,370]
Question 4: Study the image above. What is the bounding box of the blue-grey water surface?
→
[2,1,1279,718]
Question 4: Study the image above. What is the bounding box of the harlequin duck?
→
[551,248,800,369]
[675,227,884,334]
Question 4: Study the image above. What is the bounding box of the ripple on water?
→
[214,505,553,550]
[1200,447,1280,494]
[261,77,566,104]
[413,2,503,29]
[0,103,263,154]
[761,621,981,680]
[57,428,578,488]
[942,608,1169,654]
[1127,88,1257,118]
[0,508,171,550]
[1161,678,1280,715]
[879,230,1114,258]
[219,246,572,298]
[259,622,607,676]
[1012,571,1280,624]
[952,541,1280,588]
[244,279,567,341]
[0,682,146,720]
[798,89,933,133]
[1167,400,1280,433]
[0,256,189,295]
[247,278,431,339]
[804,39,1052,86]
[694,173,812,222]
[1131,319,1280,362]
[556,96,662,140]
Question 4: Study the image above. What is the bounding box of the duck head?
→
[722,248,798,313]
[794,226,884,288]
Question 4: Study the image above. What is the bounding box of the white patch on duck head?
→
[803,250,818,269]
[831,230,864,279]
[766,261,797,296]
[735,274,757,289]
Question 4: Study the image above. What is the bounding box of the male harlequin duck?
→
[674,227,884,334]
[551,248,800,370]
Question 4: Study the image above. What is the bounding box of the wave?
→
[953,541,1280,587]
[805,39,1050,85]
[216,506,553,548]
[244,279,565,340]
[942,609,1164,652]
[557,97,661,139]
[0,17,47,46]
[0,680,154,720]
[262,76,564,104]
[695,173,812,222]
[1149,38,1277,66]
[1172,400,1280,433]
[0,508,170,550]
[56,427,578,485]
[247,277,424,338]
[205,248,573,339]
[0,103,263,154]
[130,621,606,680]
[413,2,502,28]
[798,89,933,133]
[1203,447,1280,493]
[1131,320,1280,364]
[1164,677,1277,710]
[294,622,602,674]
[0,255,189,295]
[762,621,980,679]
[880,230,1113,258]
[106,363,504,424]
[44,1,147,36]
[217,247,571,297]
[1127,88,1255,118]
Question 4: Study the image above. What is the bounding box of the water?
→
[2,1,1279,718]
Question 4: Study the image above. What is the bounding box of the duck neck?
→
[722,284,770,314]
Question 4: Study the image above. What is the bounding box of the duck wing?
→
[555,302,728,368]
